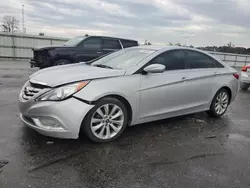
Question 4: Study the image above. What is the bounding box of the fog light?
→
[33,117,64,130]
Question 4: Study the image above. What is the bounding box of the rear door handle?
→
[97,52,102,54]
[214,72,219,76]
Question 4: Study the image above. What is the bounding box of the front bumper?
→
[19,97,94,139]
[30,60,38,68]
[30,59,51,69]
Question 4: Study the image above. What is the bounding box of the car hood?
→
[29,63,126,87]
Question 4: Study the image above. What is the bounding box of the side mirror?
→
[143,64,166,74]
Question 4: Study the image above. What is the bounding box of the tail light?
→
[242,65,250,72]
[233,73,239,80]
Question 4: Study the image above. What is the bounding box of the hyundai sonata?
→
[19,46,239,142]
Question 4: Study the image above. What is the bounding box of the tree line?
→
[169,42,250,55]
[197,45,250,55]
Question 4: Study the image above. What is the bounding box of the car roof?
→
[82,35,138,42]
[130,45,210,53]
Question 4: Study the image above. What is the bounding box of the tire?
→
[207,88,230,118]
[240,82,250,91]
[82,97,128,143]
[53,59,70,66]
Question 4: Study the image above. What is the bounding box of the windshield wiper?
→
[93,64,113,69]
[85,59,96,65]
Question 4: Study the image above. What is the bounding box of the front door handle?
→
[97,52,102,54]
[214,72,219,76]
[182,76,189,81]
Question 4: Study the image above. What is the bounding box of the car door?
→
[102,38,122,55]
[139,50,195,121]
[183,50,220,108]
[75,37,103,62]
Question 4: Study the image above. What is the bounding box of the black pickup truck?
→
[30,36,139,69]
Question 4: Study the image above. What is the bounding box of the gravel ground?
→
[0,60,249,188]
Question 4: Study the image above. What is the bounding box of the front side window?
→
[151,50,185,70]
[103,39,121,49]
[80,37,101,49]
[185,50,215,69]
[63,36,86,46]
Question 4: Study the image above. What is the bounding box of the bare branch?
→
[1,15,19,33]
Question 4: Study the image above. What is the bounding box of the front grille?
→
[22,82,49,100]
[33,51,47,63]
[22,86,41,100]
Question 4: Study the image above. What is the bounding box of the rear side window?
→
[151,50,185,70]
[185,50,215,69]
[81,37,101,49]
[103,39,121,50]
[121,40,138,48]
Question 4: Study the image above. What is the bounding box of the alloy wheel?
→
[90,104,124,140]
[214,91,229,115]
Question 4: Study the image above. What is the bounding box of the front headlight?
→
[36,81,90,101]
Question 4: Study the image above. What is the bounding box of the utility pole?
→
[185,35,191,47]
[22,5,25,33]
[180,32,194,47]
[185,36,188,46]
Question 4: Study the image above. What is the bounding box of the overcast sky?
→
[1,0,250,47]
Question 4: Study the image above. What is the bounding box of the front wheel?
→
[207,88,230,117]
[82,97,128,143]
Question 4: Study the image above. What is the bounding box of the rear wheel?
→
[54,59,70,66]
[240,82,250,91]
[207,88,230,117]
[82,97,128,143]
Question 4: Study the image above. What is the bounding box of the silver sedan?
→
[19,46,239,142]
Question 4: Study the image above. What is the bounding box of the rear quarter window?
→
[121,40,138,48]
[213,59,224,68]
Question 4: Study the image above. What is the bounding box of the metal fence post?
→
[245,56,248,66]
[224,54,226,61]
[50,39,53,45]
[234,55,237,68]
[12,34,16,60]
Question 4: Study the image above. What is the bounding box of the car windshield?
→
[91,48,156,70]
[63,36,86,46]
